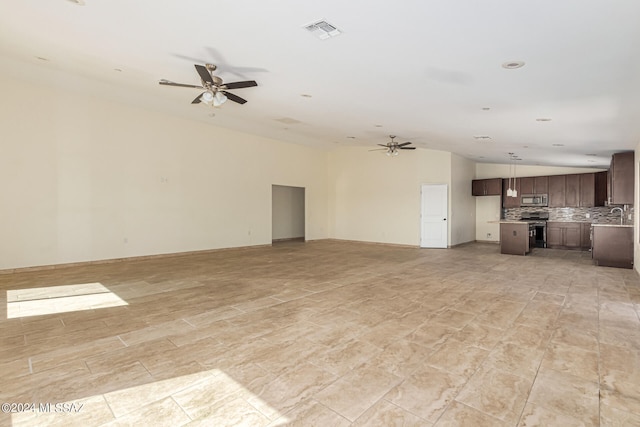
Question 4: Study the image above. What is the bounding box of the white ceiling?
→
[1,0,639,168]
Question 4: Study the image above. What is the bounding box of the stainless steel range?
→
[520,211,549,248]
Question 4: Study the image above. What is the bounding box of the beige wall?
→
[328,147,476,247]
[1,75,328,269]
[450,154,477,246]
[475,163,606,242]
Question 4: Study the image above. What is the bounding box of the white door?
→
[421,184,448,248]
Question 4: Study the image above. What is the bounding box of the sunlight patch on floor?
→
[6,282,128,319]
[10,369,286,425]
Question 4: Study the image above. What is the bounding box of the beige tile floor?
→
[1,240,639,426]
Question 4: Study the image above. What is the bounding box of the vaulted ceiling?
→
[1,0,639,168]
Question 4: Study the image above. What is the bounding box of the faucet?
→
[610,207,624,225]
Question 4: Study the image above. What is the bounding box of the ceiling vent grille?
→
[304,20,341,40]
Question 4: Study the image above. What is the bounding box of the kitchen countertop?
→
[489,220,528,224]
[591,223,633,227]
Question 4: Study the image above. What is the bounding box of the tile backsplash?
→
[504,205,634,224]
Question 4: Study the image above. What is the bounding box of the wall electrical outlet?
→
[585,213,590,219]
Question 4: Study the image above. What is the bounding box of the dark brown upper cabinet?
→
[519,176,549,195]
[472,178,502,196]
[595,171,608,206]
[548,175,566,207]
[502,178,521,208]
[610,152,634,205]
[565,174,580,207]
[579,173,596,207]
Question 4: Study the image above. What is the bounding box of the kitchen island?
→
[498,221,530,256]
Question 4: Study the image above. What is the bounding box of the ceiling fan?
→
[159,64,257,106]
[370,135,416,156]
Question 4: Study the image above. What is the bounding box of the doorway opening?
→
[272,185,305,244]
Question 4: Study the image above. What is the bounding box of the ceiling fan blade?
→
[397,142,412,147]
[222,91,248,104]
[223,80,258,90]
[377,144,389,147]
[194,64,214,85]
[159,80,203,89]
[369,148,387,151]
[400,146,416,150]
[191,93,204,104]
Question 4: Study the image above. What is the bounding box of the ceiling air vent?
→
[304,20,341,40]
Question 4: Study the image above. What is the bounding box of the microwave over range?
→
[521,194,548,207]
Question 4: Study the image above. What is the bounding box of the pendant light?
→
[507,153,514,197]
[506,153,519,198]
[511,155,518,198]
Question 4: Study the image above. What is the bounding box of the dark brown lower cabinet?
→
[546,222,582,249]
[592,226,633,268]
[500,223,529,256]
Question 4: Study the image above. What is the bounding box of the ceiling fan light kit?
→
[370,135,416,156]
[159,63,257,107]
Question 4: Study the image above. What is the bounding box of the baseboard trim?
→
[272,237,305,243]
[475,240,500,244]
[0,244,273,275]
[324,238,418,249]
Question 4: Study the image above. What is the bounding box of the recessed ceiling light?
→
[481,107,491,111]
[346,136,356,139]
[552,143,564,147]
[523,145,529,148]
[114,68,122,72]
[585,153,597,156]
[587,160,596,163]
[502,61,525,69]
[304,20,341,40]
[36,56,49,61]
[536,118,552,122]
[67,0,85,5]
[374,124,383,127]
[300,94,312,98]
[473,135,492,140]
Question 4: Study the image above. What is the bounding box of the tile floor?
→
[1,240,639,426]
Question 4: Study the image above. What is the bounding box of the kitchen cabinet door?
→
[472,178,502,196]
[520,177,534,195]
[484,178,502,195]
[563,224,581,248]
[472,180,485,196]
[546,225,562,247]
[610,152,634,205]
[595,171,607,207]
[547,222,583,249]
[579,173,595,207]
[548,175,566,207]
[565,174,580,207]
[534,176,549,194]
